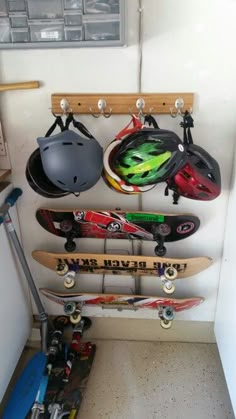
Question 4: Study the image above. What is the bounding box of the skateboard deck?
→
[32,250,212,293]
[40,288,204,329]
[43,343,96,418]
[36,208,200,254]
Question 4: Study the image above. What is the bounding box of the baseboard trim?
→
[29,318,215,344]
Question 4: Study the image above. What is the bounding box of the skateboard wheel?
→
[160,319,172,329]
[65,240,76,252]
[70,313,82,324]
[56,263,69,276]
[164,267,178,280]
[163,282,175,295]
[154,245,166,257]
[60,219,73,233]
[156,223,171,236]
[64,277,75,289]
[74,211,84,221]
[53,315,70,329]
[64,301,76,315]
[64,271,76,289]
[106,221,121,232]
[162,306,174,321]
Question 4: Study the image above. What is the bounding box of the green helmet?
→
[113,128,187,186]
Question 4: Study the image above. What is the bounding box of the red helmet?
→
[167,144,221,201]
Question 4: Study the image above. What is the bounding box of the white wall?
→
[0,184,31,401]
[215,144,236,413]
[0,0,236,322]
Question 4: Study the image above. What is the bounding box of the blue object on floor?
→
[2,351,47,419]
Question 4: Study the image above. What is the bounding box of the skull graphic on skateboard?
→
[36,208,200,256]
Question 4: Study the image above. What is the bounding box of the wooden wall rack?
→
[51,93,194,115]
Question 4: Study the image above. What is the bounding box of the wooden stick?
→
[0,81,39,92]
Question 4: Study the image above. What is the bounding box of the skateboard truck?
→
[158,266,177,294]
[56,263,78,289]
[64,301,85,324]
[152,223,171,257]
[59,219,80,252]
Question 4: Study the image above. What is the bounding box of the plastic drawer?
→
[0,18,10,42]
[64,11,82,26]
[65,25,83,40]
[7,1,26,12]
[0,0,7,16]
[27,0,64,19]
[84,18,119,41]
[64,0,82,10]
[9,13,27,28]
[83,0,120,14]
[30,22,64,42]
[11,27,29,42]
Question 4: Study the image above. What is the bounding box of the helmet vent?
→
[57,180,66,185]
[77,143,83,146]
[132,156,144,163]
[74,176,77,184]
[62,142,72,145]
[183,170,191,179]
[43,146,49,151]
[141,171,149,178]
[149,150,161,156]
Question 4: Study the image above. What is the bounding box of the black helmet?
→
[37,129,103,193]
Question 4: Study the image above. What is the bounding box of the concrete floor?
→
[1,339,234,419]
[78,340,234,419]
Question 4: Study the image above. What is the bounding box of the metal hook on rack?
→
[89,98,112,118]
[136,97,146,121]
[60,98,72,114]
[170,97,193,118]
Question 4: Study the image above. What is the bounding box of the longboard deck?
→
[32,250,212,278]
[40,288,204,312]
[36,208,200,242]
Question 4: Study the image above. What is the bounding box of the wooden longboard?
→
[36,209,200,253]
[40,288,204,328]
[32,250,212,278]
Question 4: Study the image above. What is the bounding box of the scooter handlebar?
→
[5,188,22,207]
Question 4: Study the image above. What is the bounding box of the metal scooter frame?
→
[0,188,48,353]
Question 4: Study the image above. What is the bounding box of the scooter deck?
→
[2,351,47,419]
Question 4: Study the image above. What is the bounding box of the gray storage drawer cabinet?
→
[0,0,125,48]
